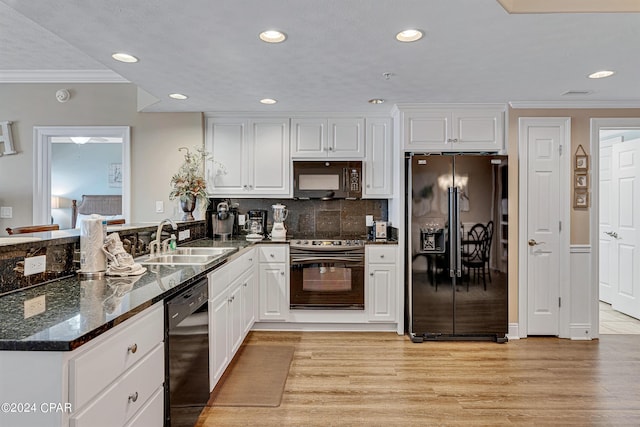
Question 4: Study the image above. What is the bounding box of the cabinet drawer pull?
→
[128,391,139,403]
[380,254,385,258]
[127,343,138,354]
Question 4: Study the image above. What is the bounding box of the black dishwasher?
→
[165,278,209,427]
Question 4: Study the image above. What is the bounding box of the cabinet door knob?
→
[128,392,139,403]
[270,253,275,258]
[280,271,285,275]
[380,254,385,258]
[329,146,333,151]
[127,343,138,354]
[370,272,374,276]
[243,282,248,287]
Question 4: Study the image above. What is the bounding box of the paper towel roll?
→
[80,215,107,273]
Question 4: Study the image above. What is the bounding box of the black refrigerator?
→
[406,153,508,342]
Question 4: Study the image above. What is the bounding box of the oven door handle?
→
[291,256,363,263]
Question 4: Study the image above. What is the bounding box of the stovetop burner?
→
[290,239,364,249]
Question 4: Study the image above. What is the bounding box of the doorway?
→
[32,126,130,227]
[593,119,640,334]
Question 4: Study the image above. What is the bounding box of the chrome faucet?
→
[150,218,178,256]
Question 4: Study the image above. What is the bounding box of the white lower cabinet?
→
[366,246,398,322]
[208,248,256,390]
[0,302,165,427]
[258,245,289,321]
[69,344,164,427]
[68,304,165,427]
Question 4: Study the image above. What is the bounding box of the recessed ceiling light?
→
[169,93,188,100]
[259,30,287,43]
[260,98,277,105]
[588,70,615,79]
[368,98,385,104]
[111,52,139,63]
[396,29,423,42]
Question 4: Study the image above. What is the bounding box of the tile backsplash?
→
[225,198,388,239]
[0,221,206,296]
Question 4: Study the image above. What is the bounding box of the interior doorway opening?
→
[592,120,640,335]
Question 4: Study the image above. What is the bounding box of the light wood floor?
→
[196,331,640,426]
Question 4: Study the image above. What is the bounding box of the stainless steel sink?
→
[173,247,237,256]
[137,247,237,265]
[138,254,216,265]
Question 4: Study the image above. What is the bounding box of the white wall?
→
[0,83,203,234]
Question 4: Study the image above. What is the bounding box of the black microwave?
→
[293,161,362,200]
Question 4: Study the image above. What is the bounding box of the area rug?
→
[208,345,294,407]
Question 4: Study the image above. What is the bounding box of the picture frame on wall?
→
[575,155,589,171]
[574,191,589,208]
[109,163,122,188]
[575,173,588,189]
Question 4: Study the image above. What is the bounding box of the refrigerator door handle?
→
[455,188,462,277]
[448,187,457,277]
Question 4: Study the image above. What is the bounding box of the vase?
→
[180,194,197,221]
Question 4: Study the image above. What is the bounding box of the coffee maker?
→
[246,209,267,234]
[207,198,238,239]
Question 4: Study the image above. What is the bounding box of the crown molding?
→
[0,69,129,83]
[509,100,640,109]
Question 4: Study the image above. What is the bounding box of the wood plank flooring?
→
[196,331,640,426]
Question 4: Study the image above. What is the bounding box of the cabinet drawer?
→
[123,386,164,427]
[228,248,255,280]
[69,304,164,410]
[367,246,397,264]
[259,245,287,263]
[70,343,164,427]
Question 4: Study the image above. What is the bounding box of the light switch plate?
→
[155,201,164,213]
[0,206,12,218]
[238,214,246,226]
[178,229,190,241]
[24,255,46,276]
[366,215,374,226]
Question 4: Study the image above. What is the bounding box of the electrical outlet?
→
[24,255,46,276]
[0,206,12,218]
[155,201,164,213]
[366,215,374,226]
[238,214,246,226]
[24,295,46,318]
[178,229,191,241]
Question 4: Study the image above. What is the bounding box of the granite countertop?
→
[0,236,396,352]
[0,239,253,352]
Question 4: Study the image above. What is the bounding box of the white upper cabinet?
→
[363,117,393,198]
[291,117,365,158]
[205,116,291,197]
[395,104,506,153]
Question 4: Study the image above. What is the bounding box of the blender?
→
[271,203,288,241]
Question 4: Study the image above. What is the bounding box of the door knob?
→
[604,231,620,239]
[528,239,545,247]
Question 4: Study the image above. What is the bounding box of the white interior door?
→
[611,138,640,319]
[599,138,616,304]
[526,125,562,335]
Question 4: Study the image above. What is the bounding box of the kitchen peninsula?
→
[0,220,399,427]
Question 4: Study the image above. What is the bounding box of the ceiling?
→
[1,0,640,113]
